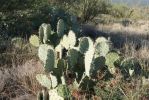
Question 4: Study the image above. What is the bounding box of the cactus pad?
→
[85,46,95,77]
[29,35,40,47]
[39,25,44,43]
[50,73,58,88]
[67,30,76,47]
[79,37,90,54]
[36,74,51,90]
[120,58,141,76]
[95,37,110,57]
[57,19,65,38]
[40,23,51,44]
[60,30,76,49]
[105,51,120,74]
[67,49,79,68]
[57,84,71,99]
[48,89,64,100]
[38,44,55,72]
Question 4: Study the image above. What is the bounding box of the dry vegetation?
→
[1,20,149,100]
[0,1,149,100]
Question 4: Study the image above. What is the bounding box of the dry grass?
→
[0,57,44,99]
[0,38,44,100]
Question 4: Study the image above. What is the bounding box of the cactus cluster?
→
[29,19,66,48]
[29,19,143,99]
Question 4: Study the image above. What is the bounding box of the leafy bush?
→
[110,3,134,18]
[48,0,111,23]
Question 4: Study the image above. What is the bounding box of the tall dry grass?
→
[0,38,43,99]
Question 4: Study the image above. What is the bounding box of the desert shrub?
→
[48,0,111,23]
[110,3,134,18]
[70,0,111,23]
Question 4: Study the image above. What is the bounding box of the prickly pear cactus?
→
[29,35,40,47]
[94,37,110,57]
[55,44,64,59]
[57,19,65,38]
[67,30,76,47]
[39,24,44,44]
[79,37,90,54]
[67,49,79,69]
[105,51,120,74]
[42,89,49,100]
[36,74,51,90]
[50,73,58,88]
[60,30,76,49]
[84,44,95,77]
[37,90,50,100]
[57,59,65,71]
[120,58,141,78]
[39,23,51,44]
[78,76,95,91]
[60,35,69,49]
[48,89,64,100]
[90,56,106,77]
[57,84,71,99]
[38,44,55,72]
